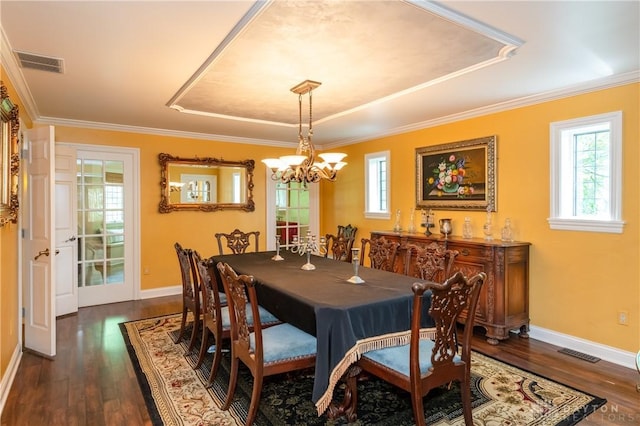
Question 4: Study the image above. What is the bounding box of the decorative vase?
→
[442,182,459,193]
[439,218,452,239]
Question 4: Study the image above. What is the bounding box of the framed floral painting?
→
[416,135,496,211]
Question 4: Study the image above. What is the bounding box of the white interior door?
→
[23,125,56,357]
[76,146,139,307]
[265,172,319,251]
[55,144,78,316]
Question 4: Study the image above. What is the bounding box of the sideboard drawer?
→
[448,243,492,260]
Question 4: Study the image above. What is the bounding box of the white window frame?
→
[364,150,390,219]
[548,111,624,233]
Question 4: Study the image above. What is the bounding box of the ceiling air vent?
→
[14,50,64,74]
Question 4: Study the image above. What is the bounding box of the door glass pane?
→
[275,182,310,250]
[77,158,125,288]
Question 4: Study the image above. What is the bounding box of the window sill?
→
[547,217,625,234]
[364,211,391,220]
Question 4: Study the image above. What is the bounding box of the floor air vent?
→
[558,348,600,363]
[14,50,64,74]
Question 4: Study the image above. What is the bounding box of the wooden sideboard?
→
[370,231,530,345]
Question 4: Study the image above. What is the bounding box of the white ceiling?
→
[1,1,638,149]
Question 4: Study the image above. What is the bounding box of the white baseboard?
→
[529,325,637,370]
[0,343,22,417]
[139,285,181,300]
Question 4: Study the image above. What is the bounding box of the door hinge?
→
[22,307,25,318]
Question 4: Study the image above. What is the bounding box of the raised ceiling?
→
[0,1,638,148]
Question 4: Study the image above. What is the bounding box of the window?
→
[365,151,390,219]
[549,111,624,233]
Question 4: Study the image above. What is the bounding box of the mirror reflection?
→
[159,153,255,213]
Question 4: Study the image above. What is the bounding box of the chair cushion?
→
[250,323,317,363]
[218,291,227,305]
[221,304,280,328]
[362,339,461,377]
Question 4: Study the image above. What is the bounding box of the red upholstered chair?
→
[217,262,316,426]
[360,236,400,272]
[173,242,201,353]
[355,271,486,426]
[215,228,260,255]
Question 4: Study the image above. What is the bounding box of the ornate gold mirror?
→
[158,153,255,213]
[0,82,20,226]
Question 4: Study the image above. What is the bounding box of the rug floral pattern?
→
[121,314,605,426]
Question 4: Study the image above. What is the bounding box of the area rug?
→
[120,313,606,426]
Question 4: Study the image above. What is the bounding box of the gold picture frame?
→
[416,135,496,211]
[158,153,255,213]
[0,81,20,226]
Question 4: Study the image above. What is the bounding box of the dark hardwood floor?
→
[1,295,638,425]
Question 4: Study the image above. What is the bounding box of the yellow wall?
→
[322,83,639,352]
[54,126,292,291]
[0,74,25,378]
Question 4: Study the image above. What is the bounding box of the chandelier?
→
[262,80,347,184]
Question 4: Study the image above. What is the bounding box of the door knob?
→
[34,248,50,261]
[64,236,77,242]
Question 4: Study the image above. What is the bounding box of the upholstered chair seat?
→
[362,339,461,377]
[250,323,317,363]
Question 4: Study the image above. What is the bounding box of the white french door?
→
[75,146,139,307]
[265,172,319,251]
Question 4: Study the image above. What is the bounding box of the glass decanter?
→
[483,209,493,240]
[462,217,473,239]
[501,218,514,242]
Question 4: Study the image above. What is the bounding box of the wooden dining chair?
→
[355,271,486,426]
[337,224,358,240]
[360,236,400,272]
[324,233,355,262]
[215,228,260,255]
[216,261,317,426]
[193,252,281,379]
[173,242,201,353]
[404,242,459,282]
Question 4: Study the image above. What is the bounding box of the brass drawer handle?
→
[460,249,470,256]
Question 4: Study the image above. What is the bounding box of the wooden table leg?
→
[326,365,361,422]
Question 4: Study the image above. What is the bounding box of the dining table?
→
[208,250,434,417]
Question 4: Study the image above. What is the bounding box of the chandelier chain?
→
[261,79,346,185]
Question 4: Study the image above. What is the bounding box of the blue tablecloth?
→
[209,251,433,414]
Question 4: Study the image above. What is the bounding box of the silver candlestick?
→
[291,230,326,270]
[272,235,284,261]
[347,247,365,284]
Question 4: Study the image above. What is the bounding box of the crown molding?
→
[1,26,40,121]
[34,115,298,148]
[323,70,640,150]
